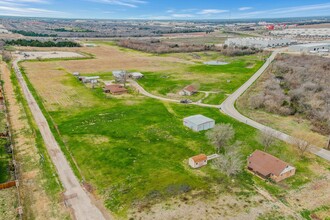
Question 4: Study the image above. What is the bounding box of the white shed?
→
[189,154,207,168]
[130,72,144,79]
[183,115,215,132]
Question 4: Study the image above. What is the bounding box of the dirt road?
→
[13,57,109,220]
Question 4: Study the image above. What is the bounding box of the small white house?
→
[73,72,80,76]
[130,72,144,79]
[82,76,100,83]
[183,115,215,132]
[179,85,198,96]
[189,154,207,168]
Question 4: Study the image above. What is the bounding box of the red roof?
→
[104,84,127,93]
[191,154,207,163]
[184,85,197,93]
[248,150,289,176]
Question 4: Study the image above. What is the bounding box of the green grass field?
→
[138,53,267,105]
[20,45,321,217]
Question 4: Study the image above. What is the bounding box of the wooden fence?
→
[0,181,16,190]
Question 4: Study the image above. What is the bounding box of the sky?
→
[0,0,330,19]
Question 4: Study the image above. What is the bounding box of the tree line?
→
[117,39,261,55]
[249,54,330,135]
[12,30,58,37]
[5,39,81,47]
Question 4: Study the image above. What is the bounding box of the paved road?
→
[220,50,330,161]
[130,51,330,162]
[13,57,109,220]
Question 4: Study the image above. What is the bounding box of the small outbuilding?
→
[130,72,144,79]
[73,72,80,76]
[179,85,198,96]
[103,84,128,95]
[189,154,207,168]
[183,115,215,132]
[248,150,296,182]
[82,76,100,84]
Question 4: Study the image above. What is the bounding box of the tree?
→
[1,51,12,63]
[119,71,130,87]
[206,124,235,153]
[212,144,243,176]
[327,135,330,150]
[257,129,277,151]
[290,133,313,157]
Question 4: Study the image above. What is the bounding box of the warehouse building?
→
[183,115,215,132]
[225,37,295,48]
[288,42,330,53]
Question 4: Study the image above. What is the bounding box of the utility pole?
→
[327,135,330,150]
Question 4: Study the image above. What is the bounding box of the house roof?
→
[191,154,207,163]
[248,150,290,176]
[183,85,197,93]
[104,84,127,93]
[184,115,214,126]
[131,72,143,77]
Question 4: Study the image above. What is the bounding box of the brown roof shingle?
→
[191,154,207,163]
[104,84,127,93]
[184,85,197,93]
[248,150,289,176]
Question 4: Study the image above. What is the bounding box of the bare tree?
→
[291,133,313,157]
[327,135,330,150]
[206,124,235,153]
[212,145,243,176]
[257,129,277,151]
[119,71,130,87]
[1,51,12,63]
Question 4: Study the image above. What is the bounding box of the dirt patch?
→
[0,188,17,219]
[129,190,290,220]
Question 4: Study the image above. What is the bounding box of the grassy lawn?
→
[19,45,325,218]
[0,139,10,183]
[138,53,266,104]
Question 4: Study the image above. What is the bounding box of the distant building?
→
[179,85,198,96]
[112,70,127,82]
[103,84,128,95]
[183,115,215,132]
[73,72,80,76]
[81,76,100,84]
[225,37,295,48]
[203,61,228,66]
[83,43,96,47]
[130,72,144,79]
[189,154,207,168]
[272,28,330,38]
[248,150,296,182]
[288,43,330,53]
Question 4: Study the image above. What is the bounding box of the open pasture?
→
[20,43,329,218]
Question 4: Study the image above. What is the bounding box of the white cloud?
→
[166,9,175,13]
[242,3,330,17]
[238,7,252,11]
[90,0,147,8]
[198,9,228,15]
[171,13,194,18]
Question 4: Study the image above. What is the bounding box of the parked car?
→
[180,99,192,104]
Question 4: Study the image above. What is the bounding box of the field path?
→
[12,56,110,220]
[128,79,220,108]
